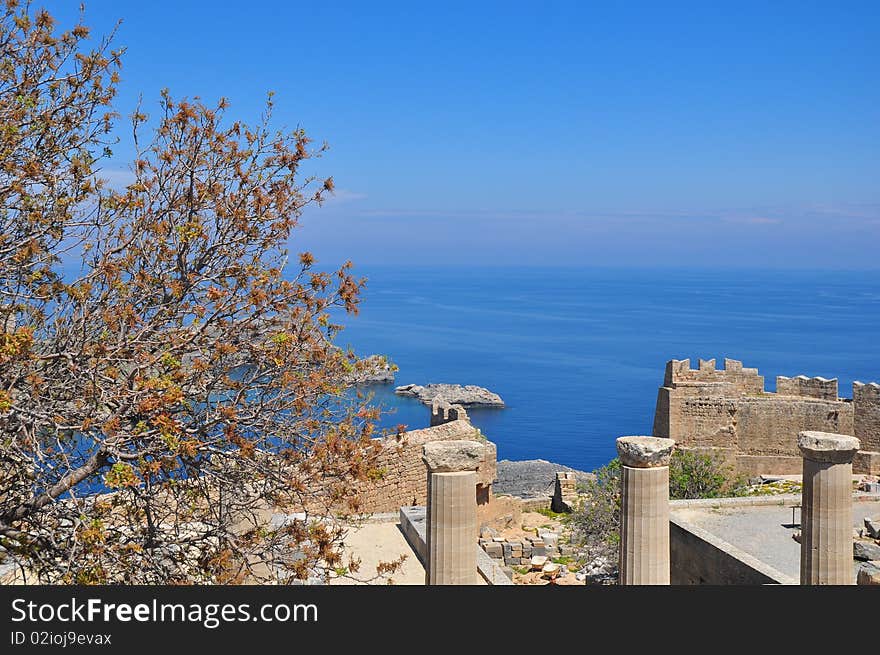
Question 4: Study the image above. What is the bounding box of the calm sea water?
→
[336,267,880,473]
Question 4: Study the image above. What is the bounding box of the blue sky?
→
[45,1,880,268]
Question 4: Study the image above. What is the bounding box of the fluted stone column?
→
[798,431,860,585]
[617,436,675,585]
[423,440,485,585]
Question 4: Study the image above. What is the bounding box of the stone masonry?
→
[551,471,578,512]
[653,357,880,476]
[350,414,496,514]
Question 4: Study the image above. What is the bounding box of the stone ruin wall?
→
[663,357,765,394]
[776,375,839,401]
[352,402,496,514]
[855,382,880,452]
[654,358,876,476]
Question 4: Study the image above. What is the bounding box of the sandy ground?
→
[329,518,493,585]
[329,520,426,585]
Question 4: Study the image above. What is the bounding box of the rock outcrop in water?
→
[347,355,396,384]
[394,383,504,407]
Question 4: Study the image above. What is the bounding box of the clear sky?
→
[44,1,880,268]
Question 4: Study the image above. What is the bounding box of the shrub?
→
[669,449,745,499]
[568,458,621,566]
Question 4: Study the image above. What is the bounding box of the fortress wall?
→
[664,358,764,395]
[665,396,738,449]
[735,397,853,457]
[854,382,880,453]
[776,375,839,400]
[734,455,802,476]
[652,387,671,438]
[654,357,866,476]
[352,419,496,514]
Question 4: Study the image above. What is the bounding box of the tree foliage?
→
[568,458,620,567]
[668,449,742,500]
[0,2,388,584]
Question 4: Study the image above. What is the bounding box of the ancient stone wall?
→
[353,419,497,514]
[776,375,838,400]
[430,399,469,426]
[854,382,880,453]
[669,515,794,585]
[663,358,763,395]
[735,397,852,456]
[653,357,873,476]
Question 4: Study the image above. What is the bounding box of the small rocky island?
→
[347,355,396,384]
[394,383,505,407]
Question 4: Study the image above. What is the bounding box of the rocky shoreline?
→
[493,459,595,499]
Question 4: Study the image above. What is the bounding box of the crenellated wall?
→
[663,358,764,395]
[654,357,875,476]
[776,375,839,400]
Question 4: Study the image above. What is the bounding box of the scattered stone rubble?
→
[479,526,557,567]
[854,516,880,585]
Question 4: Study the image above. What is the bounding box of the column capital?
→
[616,436,675,468]
[798,431,860,464]
[422,440,485,473]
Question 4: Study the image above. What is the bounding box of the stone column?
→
[617,436,675,585]
[798,431,860,585]
[422,440,485,585]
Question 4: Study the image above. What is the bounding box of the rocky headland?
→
[494,459,594,499]
[394,383,505,407]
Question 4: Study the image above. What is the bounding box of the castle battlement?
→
[663,357,763,395]
[654,357,880,476]
[430,399,470,427]
[776,375,839,400]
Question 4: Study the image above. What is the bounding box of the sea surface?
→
[335,267,880,473]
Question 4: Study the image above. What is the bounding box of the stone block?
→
[857,561,880,585]
[539,532,559,548]
[484,542,503,558]
[853,540,880,561]
[530,555,548,569]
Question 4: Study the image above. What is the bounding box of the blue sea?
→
[336,267,880,473]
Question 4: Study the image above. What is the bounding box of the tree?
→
[0,2,389,584]
[568,458,620,572]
